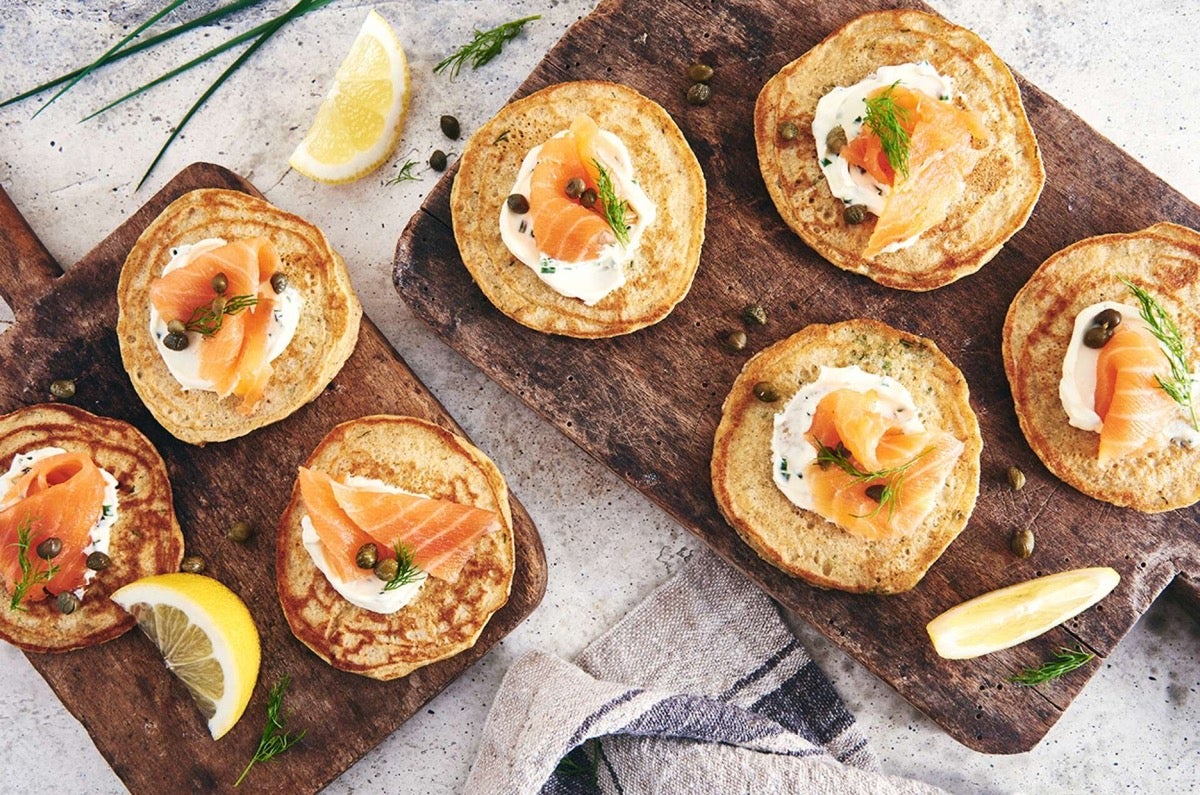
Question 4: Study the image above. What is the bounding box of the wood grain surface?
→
[0,162,547,793]
[393,0,1200,753]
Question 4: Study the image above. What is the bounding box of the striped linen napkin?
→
[465,547,945,794]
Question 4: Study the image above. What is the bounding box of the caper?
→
[686,63,714,83]
[1006,465,1026,491]
[86,551,111,571]
[825,125,848,154]
[1092,308,1122,330]
[356,542,379,570]
[226,521,253,543]
[180,555,206,574]
[686,82,711,106]
[753,381,780,403]
[440,114,461,139]
[777,121,799,141]
[36,537,63,560]
[864,484,886,502]
[211,296,227,315]
[1010,527,1035,558]
[210,272,228,295]
[166,319,187,335]
[49,379,76,400]
[843,204,866,225]
[56,591,81,615]
[1083,325,1114,349]
[742,304,768,326]
[723,329,747,352]
[579,188,598,209]
[373,557,398,582]
[506,193,530,214]
[270,272,289,294]
[163,331,189,351]
[564,177,585,199]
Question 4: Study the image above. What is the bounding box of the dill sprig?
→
[184,294,259,336]
[863,83,912,179]
[812,439,929,519]
[235,675,307,787]
[434,15,541,79]
[1009,646,1095,686]
[9,518,59,612]
[593,160,631,247]
[384,160,422,185]
[382,541,424,592]
[1122,278,1199,432]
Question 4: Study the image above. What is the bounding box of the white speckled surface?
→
[0,1,1197,793]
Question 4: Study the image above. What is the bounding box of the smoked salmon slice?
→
[840,85,987,258]
[0,452,106,603]
[1094,322,1178,464]
[149,238,279,415]
[298,467,500,584]
[528,114,616,262]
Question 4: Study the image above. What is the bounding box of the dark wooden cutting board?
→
[394,0,1200,753]
[0,162,547,793]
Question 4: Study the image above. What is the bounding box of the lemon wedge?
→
[112,572,261,740]
[288,9,410,183]
[926,567,1120,660]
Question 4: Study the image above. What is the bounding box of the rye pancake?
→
[0,404,184,653]
[117,189,361,445]
[712,320,981,593]
[1003,223,1200,512]
[754,9,1044,291]
[277,415,515,680]
[450,80,706,337]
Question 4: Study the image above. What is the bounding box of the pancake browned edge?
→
[450,80,706,337]
[1003,223,1200,512]
[117,188,362,445]
[711,320,981,594]
[754,9,1044,291]
[276,415,515,680]
[0,404,184,652]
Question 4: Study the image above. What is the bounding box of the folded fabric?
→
[466,547,945,794]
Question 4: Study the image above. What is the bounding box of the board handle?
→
[0,185,62,321]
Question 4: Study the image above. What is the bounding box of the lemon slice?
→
[111,572,261,740]
[288,9,410,184]
[926,567,1120,660]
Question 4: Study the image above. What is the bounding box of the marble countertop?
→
[1,1,1197,792]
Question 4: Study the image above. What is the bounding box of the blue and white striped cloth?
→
[467,549,945,794]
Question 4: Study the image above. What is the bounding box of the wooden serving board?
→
[394,0,1200,754]
[0,163,547,793]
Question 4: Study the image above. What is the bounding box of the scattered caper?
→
[226,521,253,543]
[1092,308,1122,330]
[86,551,111,571]
[777,121,799,141]
[864,484,886,502]
[1006,465,1026,491]
[270,272,289,294]
[825,125,848,154]
[1083,325,1114,349]
[37,537,63,560]
[163,331,189,351]
[752,381,780,403]
[686,63,714,83]
[564,177,585,199]
[579,188,598,209]
[506,193,530,214]
[1010,527,1035,558]
[428,149,448,172]
[843,204,866,225]
[180,555,206,574]
[440,114,461,140]
[723,329,747,352]
[56,591,80,615]
[166,319,187,336]
[742,304,768,326]
[356,543,379,570]
[373,557,399,582]
[49,379,76,400]
[686,82,711,106]
[210,272,228,295]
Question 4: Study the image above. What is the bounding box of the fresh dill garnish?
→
[1122,278,1199,432]
[1008,646,1095,686]
[382,541,423,592]
[235,675,307,787]
[812,439,929,519]
[9,517,59,611]
[184,293,259,336]
[863,82,912,179]
[385,160,421,185]
[593,159,630,247]
[434,15,540,79]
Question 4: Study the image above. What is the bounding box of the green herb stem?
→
[9,518,59,612]
[384,160,421,185]
[1122,278,1199,432]
[235,675,306,787]
[1009,646,1095,686]
[382,541,423,592]
[184,293,259,336]
[812,439,928,520]
[593,160,630,247]
[434,15,540,79]
[863,82,912,179]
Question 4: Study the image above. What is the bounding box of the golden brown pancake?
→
[754,9,1044,291]
[117,189,362,445]
[1003,223,1200,511]
[0,404,184,652]
[276,415,515,680]
[450,80,706,337]
[712,320,981,593]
